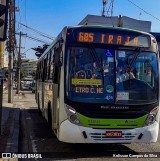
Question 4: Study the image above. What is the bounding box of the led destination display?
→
[77,31,150,47]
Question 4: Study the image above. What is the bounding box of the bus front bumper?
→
[59,120,159,143]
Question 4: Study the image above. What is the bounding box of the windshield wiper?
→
[88,44,103,72]
[126,47,141,72]
[129,47,141,67]
[122,47,142,81]
[88,44,104,84]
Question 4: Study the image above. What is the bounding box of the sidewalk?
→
[0,91,20,156]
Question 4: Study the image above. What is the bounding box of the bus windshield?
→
[66,46,158,104]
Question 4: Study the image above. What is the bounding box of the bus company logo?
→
[101,106,129,110]
[88,119,100,124]
[125,120,138,124]
[125,120,128,123]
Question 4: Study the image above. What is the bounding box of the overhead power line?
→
[26,35,50,44]
[22,34,50,44]
[127,0,160,22]
[18,22,55,40]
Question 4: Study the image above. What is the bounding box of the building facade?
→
[21,59,37,77]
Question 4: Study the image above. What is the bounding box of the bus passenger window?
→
[47,51,52,80]
[54,66,60,84]
[53,47,61,84]
[50,49,54,80]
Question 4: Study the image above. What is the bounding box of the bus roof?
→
[67,25,153,36]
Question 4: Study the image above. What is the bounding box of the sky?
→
[15,0,160,60]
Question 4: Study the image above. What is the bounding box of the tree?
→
[32,44,49,58]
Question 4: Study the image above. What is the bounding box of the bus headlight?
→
[144,107,158,126]
[65,105,82,125]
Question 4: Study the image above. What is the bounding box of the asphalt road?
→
[15,91,160,161]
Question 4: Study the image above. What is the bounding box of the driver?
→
[123,67,135,81]
[116,66,124,83]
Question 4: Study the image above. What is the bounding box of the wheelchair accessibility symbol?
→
[105,49,114,57]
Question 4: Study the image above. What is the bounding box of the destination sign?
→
[77,31,150,47]
[74,86,104,94]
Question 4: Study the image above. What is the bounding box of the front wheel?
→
[37,95,42,115]
[48,105,52,129]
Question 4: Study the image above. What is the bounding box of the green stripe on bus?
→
[78,113,148,129]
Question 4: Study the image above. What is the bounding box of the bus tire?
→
[37,95,42,115]
[48,103,52,129]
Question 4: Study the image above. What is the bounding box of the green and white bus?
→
[36,26,159,143]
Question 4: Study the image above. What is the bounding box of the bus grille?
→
[65,99,157,119]
[89,132,137,141]
[79,110,146,119]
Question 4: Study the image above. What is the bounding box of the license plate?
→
[106,131,122,138]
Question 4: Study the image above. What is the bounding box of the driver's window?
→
[143,62,152,85]
[135,53,157,88]
[116,51,136,83]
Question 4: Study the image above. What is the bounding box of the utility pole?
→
[16,32,26,94]
[8,0,15,103]
[16,31,21,94]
